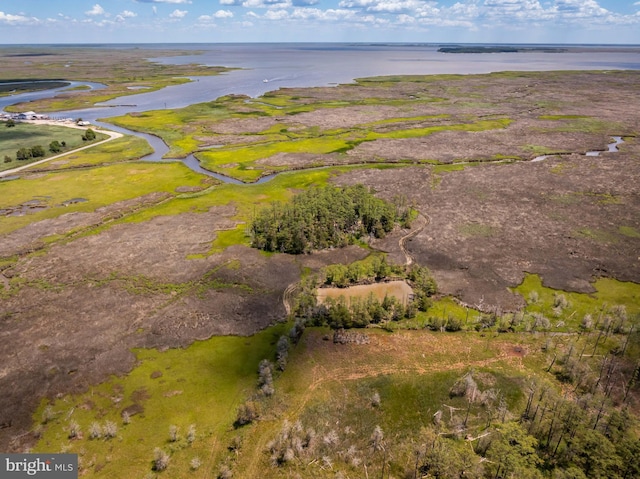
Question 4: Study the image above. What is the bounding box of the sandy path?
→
[0,120,123,178]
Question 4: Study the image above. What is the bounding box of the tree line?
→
[3,127,96,164]
[291,257,436,329]
[250,184,415,254]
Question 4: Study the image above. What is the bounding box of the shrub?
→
[235,401,260,427]
[276,336,290,371]
[83,128,96,141]
[16,147,32,160]
[49,140,62,153]
[30,145,46,158]
[218,464,232,478]
[153,448,170,471]
[104,420,117,439]
[258,359,275,396]
[445,316,463,332]
[89,422,102,439]
[187,424,196,443]
[68,421,81,439]
[41,406,54,424]
[371,391,381,408]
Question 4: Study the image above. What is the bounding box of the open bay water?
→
[2,43,639,177]
[25,43,640,122]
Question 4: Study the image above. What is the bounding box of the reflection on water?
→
[24,44,640,123]
[2,45,638,181]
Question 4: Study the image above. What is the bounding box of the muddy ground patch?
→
[0,203,367,450]
[335,145,640,310]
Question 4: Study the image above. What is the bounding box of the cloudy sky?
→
[1,0,639,44]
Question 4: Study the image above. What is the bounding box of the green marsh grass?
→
[34,324,289,478]
[0,162,206,236]
[37,136,153,170]
[513,273,640,330]
[619,226,640,238]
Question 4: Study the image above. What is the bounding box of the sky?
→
[0,0,639,44]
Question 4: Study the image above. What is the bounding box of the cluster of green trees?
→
[292,260,436,329]
[82,128,96,141]
[250,185,414,254]
[16,145,46,161]
[8,129,95,163]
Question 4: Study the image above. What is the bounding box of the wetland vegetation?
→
[0,50,639,479]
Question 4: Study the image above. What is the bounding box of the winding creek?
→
[531,136,625,162]
[1,44,634,183]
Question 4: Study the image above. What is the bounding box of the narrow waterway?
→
[531,136,624,162]
[1,43,633,183]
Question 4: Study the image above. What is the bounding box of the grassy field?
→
[0,122,107,171]
[30,323,532,478]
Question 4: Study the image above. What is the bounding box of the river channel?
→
[2,44,638,183]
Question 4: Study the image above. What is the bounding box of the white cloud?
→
[242,0,292,8]
[258,7,355,21]
[114,11,136,22]
[85,4,106,16]
[170,9,188,18]
[214,9,234,18]
[220,0,243,4]
[264,9,290,19]
[0,11,39,24]
[198,10,234,21]
[135,0,191,4]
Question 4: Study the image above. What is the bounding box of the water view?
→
[3,43,640,122]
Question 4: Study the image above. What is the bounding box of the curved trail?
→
[0,121,122,178]
[399,212,429,266]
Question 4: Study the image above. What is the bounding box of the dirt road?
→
[0,121,123,178]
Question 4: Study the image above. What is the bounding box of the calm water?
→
[3,43,636,122]
[2,43,638,179]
